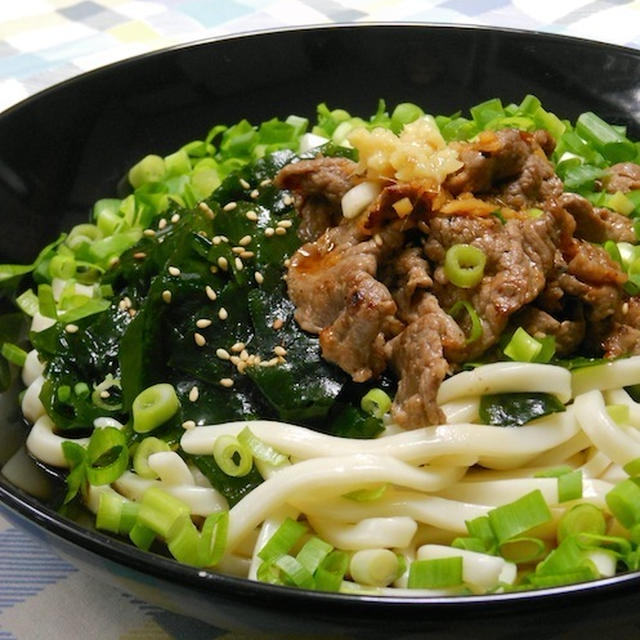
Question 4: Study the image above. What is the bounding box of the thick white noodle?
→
[574,390,640,468]
[21,376,45,423]
[436,362,572,404]
[181,411,579,469]
[21,350,44,386]
[307,515,417,550]
[25,414,89,467]
[291,491,490,533]
[416,544,517,593]
[572,356,640,397]
[225,455,465,551]
[147,451,195,486]
[113,471,227,516]
[440,398,479,423]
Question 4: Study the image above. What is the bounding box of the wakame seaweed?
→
[479,392,566,427]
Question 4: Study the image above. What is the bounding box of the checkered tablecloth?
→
[2,2,640,639]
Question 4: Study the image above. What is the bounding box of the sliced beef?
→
[274,156,358,242]
[602,297,640,357]
[444,129,561,209]
[386,294,465,427]
[425,206,574,359]
[604,162,640,194]
[559,192,635,243]
[287,223,403,382]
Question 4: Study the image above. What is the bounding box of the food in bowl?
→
[3,95,640,595]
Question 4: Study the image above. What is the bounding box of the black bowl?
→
[2,24,640,639]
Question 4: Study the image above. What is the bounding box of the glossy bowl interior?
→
[2,24,640,639]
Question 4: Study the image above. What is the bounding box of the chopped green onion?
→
[451,537,488,553]
[465,516,497,551]
[213,435,253,477]
[129,522,156,551]
[90,374,122,411]
[16,290,39,317]
[119,501,140,535]
[607,191,635,216]
[390,103,424,132]
[257,517,307,563]
[344,484,388,502]
[167,516,201,566]
[74,382,90,398]
[132,383,180,433]
[48,254,76,280]
[360,388,392,419]
[85,426,129,486]
[37,283,57,319]
[60,441,87,503]
[449,300,483,344]
[133,437,171,479]
[408,556,463,589]
[128,154,166,189]
[605,478,640,529]
[1,342,27,367]
[557,504,606,542]
[138,487,190,539]
[558,470,583,503]
[237,427,288,467]
[624,457,640,477]
[275,554,315,589]
[534,465,573,479]
[57,385,71,403]
[315,550,349,592]
[503,327,542,362]
[606,404,630,424]
[444,244,486,288]
[198,511,229,567]
[96,492,126,533]
[58,298,110,324]
[576,112,636,163]
[488,490,552,543]
[296,536,333,574]
[499,537,547,564]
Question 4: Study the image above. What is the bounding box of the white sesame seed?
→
[237,361,247,374]
[194,332,206,347]
[260,178,272,187]
[235,257,244,271]
[264,227,275,237]
[133,252,147,259]
[230,355,241,366]
[232,246,244,254]
[209,265,218,274]
[240,350,249,361]
[223,201,237,212]
[196,318,212,329]
[272,318,284,330]
[278,219,293,228]
[128,309,137,317]
[231,342,245,352]
[218,307,228,320]
[216,348,230,360]
[158,218,167,230]
[218,256,229,271]
[143,229,156,237]
[189,386,199,402]
[246,210,258,221]
[254,271,264,285]
[65,324,79,334]
[205,286,217,301]
[100,390,110,399]
[275,227,287,236]
[220,378,234,388]
[220,236,229,243]
[199,231,208,238]
[250,189,260,199]
[239,178,250,189]
[283,259,291,268]
[274,345,287,357]
[123,296,131,307]
[182,420,196,430]
[374,234,383,247]
[267,357,280,367]
[171,213,180,223]
[283,194,293,206]
[623,302,630,315]
[198,202,215,219]
[168,265,181,276]
[240,251,254,259]
[213,236,222,245]
[162,290,172,303]
[239,235,252,246]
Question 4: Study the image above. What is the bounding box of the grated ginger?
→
[348,116,463,186]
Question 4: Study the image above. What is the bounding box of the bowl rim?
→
[1,21,640,612]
